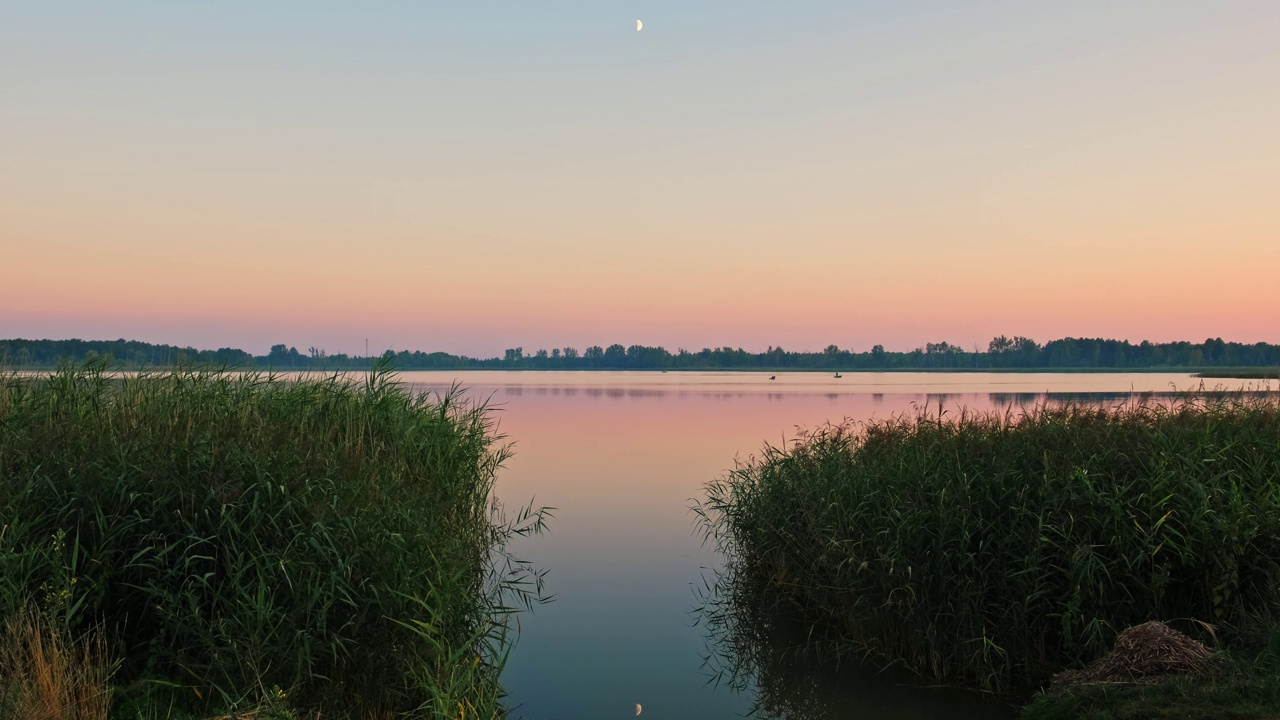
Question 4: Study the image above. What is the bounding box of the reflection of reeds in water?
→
[691,564,1017,720]
[693,558,863,720]
[988,385,1276,409]
[696,392,1280,693]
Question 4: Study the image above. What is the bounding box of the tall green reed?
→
[696,394,1280,691]
[0,361,548,717]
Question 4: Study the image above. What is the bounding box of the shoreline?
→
[6,365,1277,375]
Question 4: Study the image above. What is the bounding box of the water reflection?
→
[499,385,1231,407]
[988,391,1043,407]
[382,371,1270,719]
[392,370,1242,402]
[984,390,1268,408]
[694,566,1021,720]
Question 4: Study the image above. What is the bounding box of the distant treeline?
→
[3,336,1280,371]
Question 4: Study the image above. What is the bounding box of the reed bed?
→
[0,363,547,718]
[1196,369,1280,380]
[697,394,1280,691]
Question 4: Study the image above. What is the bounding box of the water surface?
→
[397,371,1250,719]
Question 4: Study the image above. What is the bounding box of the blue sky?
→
[3,2,1278,354]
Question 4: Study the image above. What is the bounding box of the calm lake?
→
[396,371,1253,720]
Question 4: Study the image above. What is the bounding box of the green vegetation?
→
[0,363,548,719]
[1198,369,1280,380]
[0,338,255,369]
[696,395,1280,693]
[1022,624,1280,720]
[5,335,1280,371]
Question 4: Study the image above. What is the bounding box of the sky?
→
[2,1,1278,357]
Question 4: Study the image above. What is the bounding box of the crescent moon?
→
[636,19,643,32]
[635,703,642,715]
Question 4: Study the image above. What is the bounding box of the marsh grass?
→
[696,394,1280,692]
[0,361,548,718]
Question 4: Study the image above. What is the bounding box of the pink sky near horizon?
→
[3,2,1279,357]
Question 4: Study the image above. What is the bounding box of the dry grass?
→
[0,604,114,720]
[1025,622,1280,720]
[1052,621,1220,687]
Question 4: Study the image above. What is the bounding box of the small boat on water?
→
[769,375,776,380]
[834,372,843,378]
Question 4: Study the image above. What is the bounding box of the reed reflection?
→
[692,564,1018,720]
[925,392,952,407]
[983,390,1260,409]
[989,391,1043,407]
